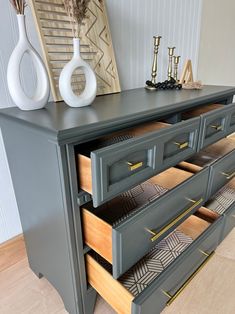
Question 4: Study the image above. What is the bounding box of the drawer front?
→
[209,149,235,197]
[226,103,235,135]
[159,121,199,171]
[198,106,230,149]
[112,167,209,278]
[91,118,200,207]
[132,216,223,314]
[222,203,235,240]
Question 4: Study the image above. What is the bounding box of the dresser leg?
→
[29,263,44,279]
[83,289,97,314]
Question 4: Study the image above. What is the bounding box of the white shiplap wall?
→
[0,0,202,243]
[106,0,203,90]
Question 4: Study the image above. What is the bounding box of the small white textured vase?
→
[59,38,97,108]
[7,15,50,111]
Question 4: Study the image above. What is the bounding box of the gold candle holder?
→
[173,56,181,81]
[167,47,176,80]
[146,36,162,90]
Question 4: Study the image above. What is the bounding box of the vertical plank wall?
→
[0,0,202,243]
[198,0,235,87]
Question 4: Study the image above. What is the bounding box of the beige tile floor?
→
[1,230,235,314]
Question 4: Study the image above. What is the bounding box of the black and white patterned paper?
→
[92,181,168,227]
[206,185,235,215]
[91,230,193,297]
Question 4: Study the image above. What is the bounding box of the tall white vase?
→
[59,38,97,108]
[7,15,50,111]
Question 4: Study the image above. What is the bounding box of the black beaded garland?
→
[146,77,182,91]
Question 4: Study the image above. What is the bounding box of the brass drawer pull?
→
[146,198,203,242]
[162,250,215,306]
[174,141,189,149]
[221,171,235,180]
[127,161,143,171]
[210,124,223,131]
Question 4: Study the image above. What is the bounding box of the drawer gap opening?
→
[178,136,235,174]
[77,121,170,157]
[181,103,224,120]
[82,167,193,263]
[86,207,219,314]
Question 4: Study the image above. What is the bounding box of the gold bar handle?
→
[162,250,215,306]
[146,198,203,242]
[173,141,189,149]
[210,124,223,131]
[221,170,235,180]
[127,161,143,171]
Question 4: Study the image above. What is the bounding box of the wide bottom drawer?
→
[86,208,223,314]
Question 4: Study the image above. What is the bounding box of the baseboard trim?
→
[0,233,24,248]
[0,233,26,272]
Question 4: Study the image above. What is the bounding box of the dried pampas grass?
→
[10,0,26,14]
[63,0,91,38]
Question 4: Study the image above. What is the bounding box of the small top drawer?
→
[82,167,209,278]
[209,148,235,197]
[179,136,235,199]
[182,103,235,150]
[227,104,235,135]
[77,118,200,207]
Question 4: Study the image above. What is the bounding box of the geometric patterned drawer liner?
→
[81,134,135,154]
[90,181,168,227]
[206,183,235,215]
[91,230,193,296]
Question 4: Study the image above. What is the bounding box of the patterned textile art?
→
[206,184,235,215]
[91,230,193,296]
[93,182,168,227]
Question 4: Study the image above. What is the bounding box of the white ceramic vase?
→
[59,38,97,108]
[7,15,50,111]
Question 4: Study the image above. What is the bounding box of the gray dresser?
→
[1,85,235,314]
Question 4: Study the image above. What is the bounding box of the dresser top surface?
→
[0,85,234,143]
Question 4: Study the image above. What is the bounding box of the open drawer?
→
[182,103,235,150]
[205,176,235,241]
[77,118,200,207]
[82,167,209,278]
[179,135,235,198]
[86,208,223,314]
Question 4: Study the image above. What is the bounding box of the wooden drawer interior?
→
[178,136,235,173]
[77,121,170,194]
[182,103,224,120]
[86,207,220,314]
[82,167,194,264]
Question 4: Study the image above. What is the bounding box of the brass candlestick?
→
[146,36,162,90]
[167,47,176,80]
[173,56,181,81]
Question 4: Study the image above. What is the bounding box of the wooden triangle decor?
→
[179,60,194,84]
[29,0,121,102]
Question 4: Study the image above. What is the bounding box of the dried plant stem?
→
[63,0,91,38]
[10,0,26,15]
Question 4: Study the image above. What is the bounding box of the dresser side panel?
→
[0,119,82,314]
